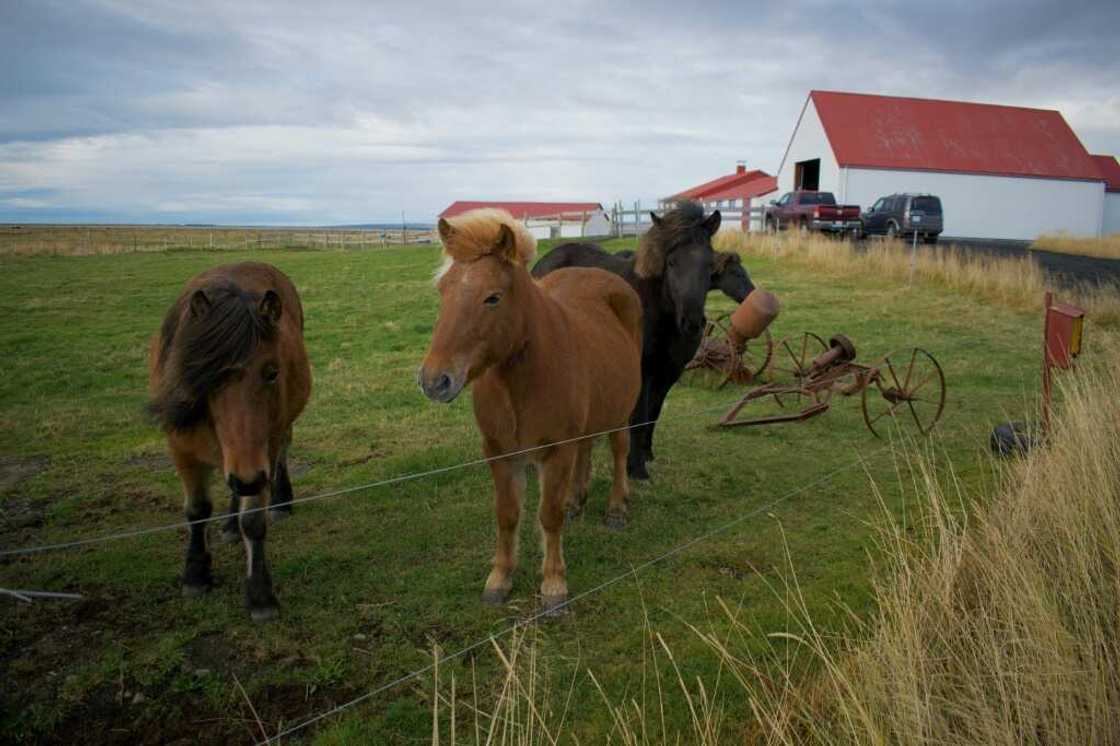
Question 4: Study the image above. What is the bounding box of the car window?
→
[871,198,886,211]
[777,193,790,206]
[818,193,836,205]
[800,193,818,205]
[911,196,941,214]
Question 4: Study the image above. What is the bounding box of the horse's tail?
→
[605,284,643,348]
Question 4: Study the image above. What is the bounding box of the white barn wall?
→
[843,168,1104,240]
[777,99,840,196]
[1103,194,1120,235]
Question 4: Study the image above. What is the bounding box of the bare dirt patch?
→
[0,454,50,491]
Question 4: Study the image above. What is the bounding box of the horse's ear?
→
[189,289,210,319]
[703,210,722,235]
[437,218,456,244]
[649,211,663,228]
[494,223,517,260]
[259,290,282,323]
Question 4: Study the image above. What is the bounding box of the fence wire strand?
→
[0,392,748,558]
[261,446,886,744]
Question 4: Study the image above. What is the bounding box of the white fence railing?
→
[608,201,767,237]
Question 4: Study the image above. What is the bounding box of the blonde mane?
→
[437,209,537,269]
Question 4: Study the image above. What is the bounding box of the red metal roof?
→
[809,91,1103,182]
[439,201,604,220]
[1091,155,1120,193]
[667,165,772,202]
[702,175,778,203]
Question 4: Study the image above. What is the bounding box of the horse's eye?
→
[263,365,279,384]
[484,293,502,306]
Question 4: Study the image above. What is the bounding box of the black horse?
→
[615,247,753,302]
[531,202,721,479]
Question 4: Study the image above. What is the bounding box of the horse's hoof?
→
[221,528,240,545]
[604,511,628,531]
[269,508,292,524]
[481,587,511,606]
[250,605,279,623]
[539,594,570,617]
[182,583,210,599]
[628,465,650,481]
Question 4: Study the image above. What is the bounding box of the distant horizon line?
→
[0,220,437,229]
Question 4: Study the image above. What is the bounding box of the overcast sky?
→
[1,0,1117,225]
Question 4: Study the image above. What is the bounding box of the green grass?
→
[0,237,1072,743]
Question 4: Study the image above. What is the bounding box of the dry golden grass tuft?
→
[714,229,1120,330]
[713,345,1120,744]
[1032,232,1120,260]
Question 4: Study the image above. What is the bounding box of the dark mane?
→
[148,281,275,431]
[634,201,711,278]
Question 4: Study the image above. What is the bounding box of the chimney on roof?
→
[736,160,746,175]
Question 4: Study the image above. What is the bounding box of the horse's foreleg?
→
[239,492,279,622]
[176,459,214,597]
[605,429,630,531]
[270,448,294,522]
[627,377,652,481]
[643,373,676,466]
[566,442,592,520]
[220,492,240,544]
[538,446,576,611]
[482,456,525,605]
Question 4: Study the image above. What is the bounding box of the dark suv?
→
[860,193,943,243]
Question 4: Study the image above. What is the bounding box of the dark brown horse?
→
[532,202,720,479]
[148,262,311,622]
[419,209,642,610]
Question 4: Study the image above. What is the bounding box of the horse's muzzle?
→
[228,471,269,496]
[418,366,465,403]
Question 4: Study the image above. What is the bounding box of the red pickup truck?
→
[764,191,861,235]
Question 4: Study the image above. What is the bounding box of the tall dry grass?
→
[713,230,1120,330]
[431,350,1120,744]
[1033,232,1120,260]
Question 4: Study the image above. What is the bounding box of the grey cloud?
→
[1,0,1117,224]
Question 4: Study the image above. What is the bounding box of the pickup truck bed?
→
[765,191,861,235]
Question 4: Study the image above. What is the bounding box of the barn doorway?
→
[794,158,820,190]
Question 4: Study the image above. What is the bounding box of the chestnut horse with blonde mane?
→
[419,209,642,610]
[148,262,311,622]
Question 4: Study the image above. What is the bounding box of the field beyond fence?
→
[0,224,433,256]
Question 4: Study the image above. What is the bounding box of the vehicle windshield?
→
[800,193,835,205]
[911,196,941,214]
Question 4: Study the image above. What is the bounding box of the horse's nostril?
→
[436,374,451,392]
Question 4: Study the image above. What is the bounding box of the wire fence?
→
[1,357,904,741]
[261,446,887,744]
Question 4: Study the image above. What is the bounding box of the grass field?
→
[0,233,1089,743]
[1032,232,1120,260]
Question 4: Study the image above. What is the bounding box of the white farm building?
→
[777,91,1110,240]
[1092,155,1120,235]
[438,201,610,240]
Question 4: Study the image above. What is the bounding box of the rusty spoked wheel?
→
[720,328,774,388]
[770,332,828,407]
[861,348,946,437]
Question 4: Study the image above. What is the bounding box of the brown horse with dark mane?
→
[419,209,642,610]
[148,262,311,621]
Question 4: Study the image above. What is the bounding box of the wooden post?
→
[634,200,640,236]
[580,211,587,238]
[909,229,918,287]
